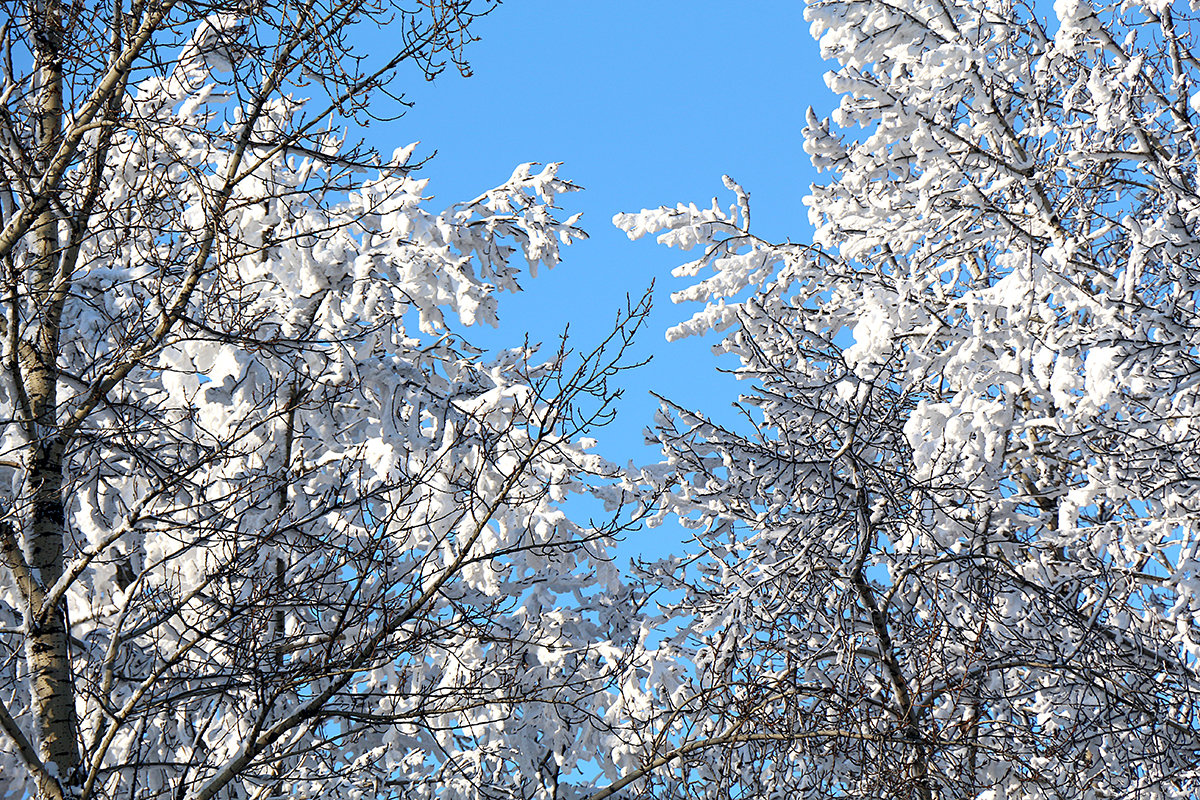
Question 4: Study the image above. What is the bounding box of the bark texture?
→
[22,0,82,793]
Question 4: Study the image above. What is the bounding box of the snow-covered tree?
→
[617,0,1200,797]
[0,3,650,799]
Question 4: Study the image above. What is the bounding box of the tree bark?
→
[22,0,82,794]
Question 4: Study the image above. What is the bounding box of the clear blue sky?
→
[365,1,830,558]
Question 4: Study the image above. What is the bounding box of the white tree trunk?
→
[23,0,81,793]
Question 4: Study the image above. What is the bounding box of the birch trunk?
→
[22,0,82,794]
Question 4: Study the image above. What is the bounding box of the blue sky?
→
[364,1,831,558]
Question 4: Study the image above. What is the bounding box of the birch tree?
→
[617,0,1200,797]
[0,3,649,799]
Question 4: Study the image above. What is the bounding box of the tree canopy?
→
[0,2,651,799]
[5,0,1200,799]
[618,0,1200,796]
